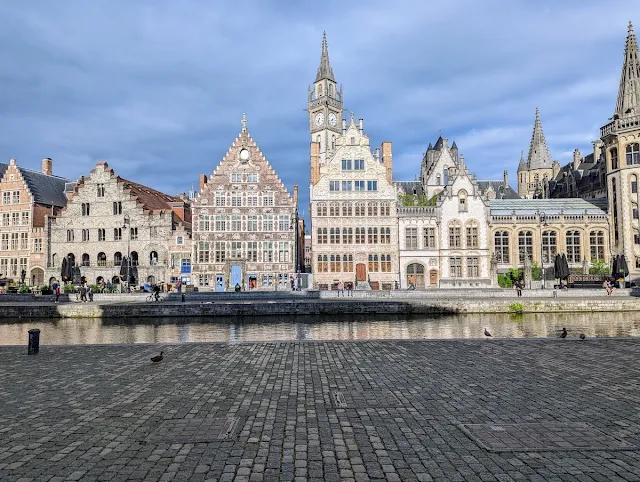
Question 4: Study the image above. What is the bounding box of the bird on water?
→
[151,351,164,363]
[579,333,586,340]
[484,328,492,337]
[560,328,567,339]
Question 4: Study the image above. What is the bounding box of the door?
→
[406,263,425,289]
[356,263,367,281]
[429,270,438,286]
[215,274,225,292]
[231,265,242,288]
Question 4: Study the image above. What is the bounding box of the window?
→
[9,258,17,276]
[197,242,210,263]
[262,215,273,231]
[9,233,17,250]
[494,231,510,263]
[247,242,258,262]
[380,203,390,216]
[98,229,105,241]
[467,257,479,277]
[317,227,327,244]
[317,203,327,216]
[354,181,365,191]
[82,253,90,267]
[247,216,258,231]
[466,223,478,248]
[611,148,618,170]
[11,212,19,225]
[231,216,242,231]
[342,204,352,216]
[130,227,138,240]
[341,181,352,191]
[67,229,74,242]
[112,201,122,215]
[566,230,581,263]
[113,228,122,241]
[380,254,391,272]
[97,252,107,267]
[199,215,210,231]
[1,234,8,250]
[635,208,639,220]
[278,215,289,231]
[633,180,638,194]
[458,191,468,212]
[405,227,418,249]
[2,192,10,204]
[589,230,605,261]
[247,194,258,206]
[448,223,461,248]
[368,254,379,272]
[444,168,449,185]
[176,236,184,245]
[449,257,462,277]
[263,193,274,206]
[342,227,353,244]
[423,227,436,248]
[330,254,341,272]
[330,228,340,244]
[33,238,42,253]
[612,178,619,244]
[231,173,243,183]
[329,203,339,217]
[329,181,340,191]
[81,203,90,216]
[19,233,28,249]
[350,137,355,145]
[367,180,377,191]
[368,227,378,244]
[231,193,242,206]
[380,227,391,244]
[21,212,29,225]
[354,159,364,170]
[199,274,210,287]
[278,242,289,262]
[114,252,122,266]
[215,193,226,206]
[231,241,242,259]
[341,159,352,170]
[317,254,328,273]
[541,230,557,263]
[247,173,258,183]
[355,203,366,216]
[367,203,378,217]
[215,216,226,232]
[82,229,90,242]
[0,259,6,276]
[215,242,226,262]
[626,143,640,165]
[263,242,273,262]
[12,191,20,203]
[1,213,8,226]
[97,183,105,197]
[518,231,533,264]
[355,227,365,244]
[342,254,353,272]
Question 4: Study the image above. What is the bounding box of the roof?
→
[477,181,520,199]
[490,198,608,215]
[118,178,183,212]
[396,181,424,195]
[316,31,335,82]
[527,108,553,169]
[615,22,640,118]
[18,167,70,207]
[0,162,7,178]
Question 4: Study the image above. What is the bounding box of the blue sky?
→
[0,0,636,223]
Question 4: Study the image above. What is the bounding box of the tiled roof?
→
[395,181,423,195]
[118,178,183,212]
[18,168,71,207]
[477,181,520,199]
[0,162,7,178]
[490,198,608,215]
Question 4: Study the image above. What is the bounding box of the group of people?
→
[336,281,354,296]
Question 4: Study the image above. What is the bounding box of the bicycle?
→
[146,293,165,302]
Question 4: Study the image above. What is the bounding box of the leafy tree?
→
[531,261,542,281]
[589,258,609,276]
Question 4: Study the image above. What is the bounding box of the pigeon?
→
[150,351,164,363]
[579,333,586,340]
[484,328,492,337]
[560,328,567,339]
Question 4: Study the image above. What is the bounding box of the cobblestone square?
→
[1,339,640,481]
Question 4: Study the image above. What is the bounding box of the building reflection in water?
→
[1,312,639,346]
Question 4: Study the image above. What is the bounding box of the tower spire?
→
[316,31,335,81]
[527,108,552,169]
[614,21,640,118]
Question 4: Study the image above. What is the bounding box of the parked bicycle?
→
[146,293,165,302]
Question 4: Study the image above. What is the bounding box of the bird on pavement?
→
[560,328,567,338]
[151,351,164,363]
[484,328,492,337]
[579,333,586,340]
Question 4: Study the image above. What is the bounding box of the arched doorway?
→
[406,263,425,289]
[30,268,44,286]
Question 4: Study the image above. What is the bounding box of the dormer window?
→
[458,190,468,212]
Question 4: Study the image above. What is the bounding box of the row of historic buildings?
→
[0,22,637,289]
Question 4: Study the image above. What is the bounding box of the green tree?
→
[531,261,542,281]
[589,258,609,276]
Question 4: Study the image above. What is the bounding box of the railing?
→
[601,113,640,137]
[396,206,438,217]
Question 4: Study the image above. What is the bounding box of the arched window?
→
[355,202,366,216]
[114,252,122,266]
[458,190,468,212]
[541,230,557,263]
[130,251,139,266]
[611,148,619,169]
[342,203,352,216]
[149,251,158,265]
[566,230,581,263]
[626,143,640,165]
[51,253,57,267]
[81,253,90,267]
[494,231,509,263]
[97,252,106,267]
[367,202,378,217]
[589,231,605,261]
[518,231,533,264]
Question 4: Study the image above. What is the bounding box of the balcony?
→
[397,206,438,217]
[601,113,640,137]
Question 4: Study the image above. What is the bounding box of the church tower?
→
[517,108,555,198]
[601,21,640,279]
[308,32,343,169]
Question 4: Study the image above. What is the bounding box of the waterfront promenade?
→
[1,339,640,481]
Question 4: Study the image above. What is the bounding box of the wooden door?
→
[356,263,366,281]
[429,270,438,286]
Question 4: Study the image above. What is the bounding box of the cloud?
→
[0,0,636,226]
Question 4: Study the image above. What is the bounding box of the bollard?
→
[28,329,41,355]
[553,290,557,298]
[181,293,185,303]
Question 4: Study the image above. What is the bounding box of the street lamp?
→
[539,211,548,289]
[291,210,300,290]
[123,214,131,293]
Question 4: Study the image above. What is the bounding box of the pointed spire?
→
[527,108,552,169]
[614,21,640,118]
[316,31,335,81]
[518,150,527,171]
[241,113,247,134]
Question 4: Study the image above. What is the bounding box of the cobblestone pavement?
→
[1,339,640,481]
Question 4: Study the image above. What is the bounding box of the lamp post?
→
[291,210,299,290]
[539,211,548,289]
[123,214,131,293]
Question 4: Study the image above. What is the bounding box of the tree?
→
[531,261,542,281]
[589,258,609,276]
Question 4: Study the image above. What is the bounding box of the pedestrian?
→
[290,277,295,291]
[52,281,60,303]
[87,285,93,302]
[80,285,87,302]
[337,281,344,297]
[347,282,353,296]
[408,275,416,290]
[515,279,522,297]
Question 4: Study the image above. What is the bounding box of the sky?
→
[0,0,636,224]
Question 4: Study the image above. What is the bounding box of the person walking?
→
[515,280,523,297]
[80,284,87,302]
[337,281,344,297]
[87,285,93,302]
[52,281,60,303]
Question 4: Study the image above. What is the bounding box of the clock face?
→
[314,112,324,126]
[328,113,337,127]
[239,149,250,162]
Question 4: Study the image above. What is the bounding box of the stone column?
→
[523,255,532,289]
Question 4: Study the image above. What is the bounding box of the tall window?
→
[330,254,341,272]
[467,257,479,278]
[611,148,618,170]
[626,143,640,165]
[317,228,327,244]
[342,254,353,272]
[215,242,226,262]
[355,227,365,244]
[113,228,122,241]
[113,201,122,215]
[449,222,461,248]
[12,191,20,203]
[2,192,10,204]
[380,203,390,216]
[67,229,74,242]
[81,203,90,216]
[354,159,364,170]
[494,231,509,263]
[436,174,441,185]
[317,203,327,216]
[405,227,418,249]
[98,228,105,241]
[198,215,209,231]
[262,215,273,231]
[368,254,379,272]
[10,233,18,250]
[342,204,352,216]
[263,193,274,206]
[247,242,258,262]
[380,227,391,244]
[215,193,226,206]
[229,241,241,259]
[97,252,107,267]
[541,230,557,263]
[21,212,29,225]
[449,257,462,277]
[444,168,449,185]
[342,227,353,244]
[423,227,436,248]
[97,183,105,197]
[589,230,605,261]
[130,227,138,240]
[247,216,258,231]
[367,203,378,217]
[458,190,468,212]
[341,159,352,170]
[197,242,209,263]
[33,238,42,252]
[247,194,258,206]
[278,215,289,231]
[329,203,340,217]
[231,216,242,231]
[82,229,90,242]
[368,227,378,244]
[612,178,619,244]
[330,228,340,244]
[1,233,8,250]
[355,203,366,216]
[114,252,122,266]
[20,233,28,249]
[317,254,328,272]
[380,254,391,272]
[518,231,533,264]
[466,222,478,248]
[566,230,581,263]
[215,216,226,232]
[354,181,365,191]
[231,193,242,207]
[262,242,273,262]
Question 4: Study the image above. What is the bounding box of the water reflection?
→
[0,312,639,346]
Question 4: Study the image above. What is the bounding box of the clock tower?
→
[308,32,343,165]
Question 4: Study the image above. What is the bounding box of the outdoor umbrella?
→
[119,256,128,280]
[553,254,562,280]
[611,255,619,279]
[60,256,68,282]
[620,255,629,279]
[560,253,570,280]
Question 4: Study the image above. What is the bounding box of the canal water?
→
[1,312,639,346]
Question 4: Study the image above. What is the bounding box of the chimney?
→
[573,149,581,170]
[359,117,364,133]
[310,141,320,185]
[503,170,509,187]
[552,160,560,178]
[41,158,52,176]
[341,118,346,134]
[592,140,602,161]
[199,174,208,191]
[293,184,298,206]
[381,141,392,183]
